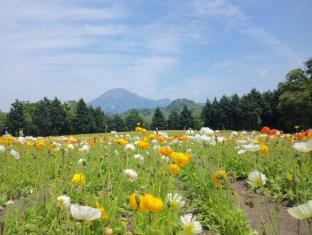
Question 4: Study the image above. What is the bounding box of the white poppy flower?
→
[243,144,260,152]
[196,134,211,144]
[0,145,5,153]
[292,140,312,153]
[78,144,90,152]
[133,154,144,161]
[123,169,138,182]
[247,171,267,188]
[67,144,75,150]
[161,155,169,162]
[70,204,101,221]
[180,214,203,235]
[237,149,246,155]
[199,127,214,135]
[57,195,71,208]
[78,158,87,166]
[18,137,25,145]
[10,149,20,160]
[166,193,185,209]
[288,200,312,220]
[125,143,136,152]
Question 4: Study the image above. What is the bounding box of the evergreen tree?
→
[6,99,27,135]
[218,96,232,129]
[178,105,194,129]
[261,91,279,128]
[111,115,126,132]
[33,97,52,136]
[93,107,106,133]
[201,99,213,127]
[62,102,75,134]
[150,107,167,130]
[73,99,92,134]
[49,98,67,135]
[87,106,97,133]
[229,94,241,130]
[0,111,7,134]
[210,98,221,129]
[168,110,180,130]
[23,102,36,136]
[125,109,143,131]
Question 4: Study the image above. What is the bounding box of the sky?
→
[0,0,311,111]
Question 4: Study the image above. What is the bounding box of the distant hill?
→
[166,99,202,114]
[122,98,203,124]
[89,88,171,114]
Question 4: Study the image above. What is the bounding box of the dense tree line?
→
[202,58,312,132]
[1,58,311,136]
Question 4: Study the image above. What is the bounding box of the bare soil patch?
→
[233,181,309,235]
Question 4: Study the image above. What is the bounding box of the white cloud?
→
[193,0,248,27]
[193,0,302,63]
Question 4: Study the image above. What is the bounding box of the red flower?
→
[261,126,270,134]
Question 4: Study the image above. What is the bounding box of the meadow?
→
[0,127,311,235]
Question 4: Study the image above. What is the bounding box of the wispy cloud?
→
[193,0,302,64]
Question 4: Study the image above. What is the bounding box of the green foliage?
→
[6,99,28,135]
[168,110,180,130]
[110,115,126,132]
[150,107,167,130]
[33,98,52,136]
[178,105,194,130]
[124,109,143,131]
[0,110,7,133]
[277,67,312,130]
[73,99,95,134]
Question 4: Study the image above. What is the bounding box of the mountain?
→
[89,88,171,114]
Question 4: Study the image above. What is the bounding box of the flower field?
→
[0,127,312,235]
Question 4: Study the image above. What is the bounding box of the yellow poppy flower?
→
[71,173,86,186]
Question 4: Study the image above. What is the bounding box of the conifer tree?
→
[150,107,167,130]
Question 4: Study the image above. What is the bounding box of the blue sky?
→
[0,0,311,111]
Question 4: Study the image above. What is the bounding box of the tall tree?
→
[73,99,92,134]
[277,66,312,130]
[201,99,213,127]
[178,105,194,129]
[150,107,167,130]
[218,96,232,129]
[0,111,7,133]
[92,107,106,133]
[111,115,126,132]
[168,110,180,130]
[229,94,241,130]
[125,109,143,131]
[6,99,28,135]
[33,97,52,136]
[49,98,67,135]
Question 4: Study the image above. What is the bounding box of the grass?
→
[0,130,311,234]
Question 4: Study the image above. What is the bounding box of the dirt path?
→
[233,181,309,235]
